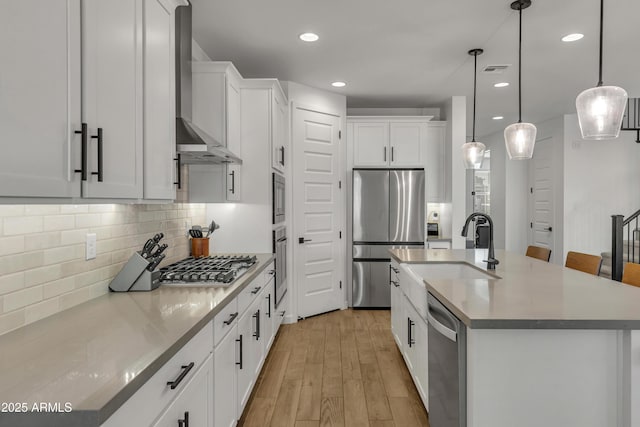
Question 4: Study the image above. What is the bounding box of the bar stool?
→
[621,262,640,288]
[525,246,551,262]
[565,251,602,275]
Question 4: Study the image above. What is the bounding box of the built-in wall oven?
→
[273,227,287,308]
[272,172,285,224]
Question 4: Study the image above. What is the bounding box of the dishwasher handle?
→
[427,309,457,342]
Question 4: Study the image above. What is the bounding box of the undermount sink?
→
[404,263,498,282]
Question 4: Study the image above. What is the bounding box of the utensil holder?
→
[191,238,210,258]
[109,251,150,292]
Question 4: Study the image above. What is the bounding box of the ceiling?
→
[191,0,639,138]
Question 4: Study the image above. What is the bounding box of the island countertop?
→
[0,253,274,427]
[390,248,640,329]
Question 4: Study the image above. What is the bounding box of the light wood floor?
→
[238,309,430,427]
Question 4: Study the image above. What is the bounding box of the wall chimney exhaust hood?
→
[175,4,241,165]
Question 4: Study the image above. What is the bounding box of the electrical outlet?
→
[184,220,192,237]
[86,233,97,260]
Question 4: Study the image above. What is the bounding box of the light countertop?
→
[0,254,274,427]
[390,249,640,329]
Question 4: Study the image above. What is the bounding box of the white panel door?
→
[529,137,555,261]
[352,122,389,167]
[390,122,425,167]
[143,0,176,200]
[82,0,143,199]
[293,106,344,318]
[0,0,82,198]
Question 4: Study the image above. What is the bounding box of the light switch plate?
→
[86,233,97,260]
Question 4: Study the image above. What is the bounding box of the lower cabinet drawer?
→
[237,276,263,316]
[213,298,238,347]
[101,322,213,427]
[152,353,213,427]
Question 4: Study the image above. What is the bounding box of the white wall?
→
[444,96,468,249]
[562,114,640,259]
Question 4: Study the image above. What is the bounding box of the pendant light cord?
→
[472,52,477,142]
[598,0,604,86]
[518,4,522,123]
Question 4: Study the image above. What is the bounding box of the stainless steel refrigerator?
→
[352,169,425,308]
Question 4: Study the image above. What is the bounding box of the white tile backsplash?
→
[0,203,206,335]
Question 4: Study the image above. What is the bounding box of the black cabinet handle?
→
[390,280,399,287]
[251,286,261,295]
[253,309,261,340]
[236,335,243,369]
[279,146,285,166]
[229,170,235,194]
[391,146,394,162]
[74,123,88,181]
[390,266,399,274]
[223,311,238,326]
[167,362,194,389]
[383,146,387,162]
[280,310,286,318]
[173,153,181,189]
[91,128,103,182]
[407,317,415,347]
[298,237,312,244]
[178,411,189,427]
[267,294,271,318]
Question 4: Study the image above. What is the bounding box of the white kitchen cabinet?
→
[0,0,82,198]
[237,295,263,417]
[426,240,452,249]
[213,320,239,427]
[1,0,181,201]
[350,118,428,168]
[390,262,404,349]
[143,0,178,200]
[191,62,244,202]
[153,353,213,427]
[426,122,447,202]
[390,262,429,411]
[271,87,288,173]
[352,122,389,167]
[81,0,143,199]
[102,322,213,427]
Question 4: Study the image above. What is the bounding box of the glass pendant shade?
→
[576,85,628,140]
[504,122,537,159]
[462,141,486,169]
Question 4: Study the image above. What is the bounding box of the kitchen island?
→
[390,248,640,427]
[0,253,277,427]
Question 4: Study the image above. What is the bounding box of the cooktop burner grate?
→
[159,255,258,285]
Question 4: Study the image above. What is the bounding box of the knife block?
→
[109,252,160,292]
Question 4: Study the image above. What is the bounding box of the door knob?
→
[298,237,312,244]
[545,227,553,232]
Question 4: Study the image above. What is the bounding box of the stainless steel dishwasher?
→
[427,293,466,427]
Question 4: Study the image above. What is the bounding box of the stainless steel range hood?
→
[175,4,241,165]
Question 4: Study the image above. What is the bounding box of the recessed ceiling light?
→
[299,32,319,42]
[492,116,504,120]
[331,81,346,88]
[562,33,584,42]
[494,82,509,88]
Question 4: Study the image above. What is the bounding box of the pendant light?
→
[575,0,628,140]
[504,0,537,160]
[462,49,486,169]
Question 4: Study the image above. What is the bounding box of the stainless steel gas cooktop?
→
[159,255,257,286]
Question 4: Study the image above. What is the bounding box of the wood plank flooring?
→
[239,309,429,427]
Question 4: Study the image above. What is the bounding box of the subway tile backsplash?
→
[0,203,206,335]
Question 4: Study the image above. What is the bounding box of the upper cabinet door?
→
[353,122,389,167]
[426,122,447,202]
[271,88,287,173]
[226,72,242,154]
[143,0,176,200]
[82,0,143,199]
[390,122,426,167]
[0,0,82,198]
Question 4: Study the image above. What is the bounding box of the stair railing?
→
[611,209,640,281]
